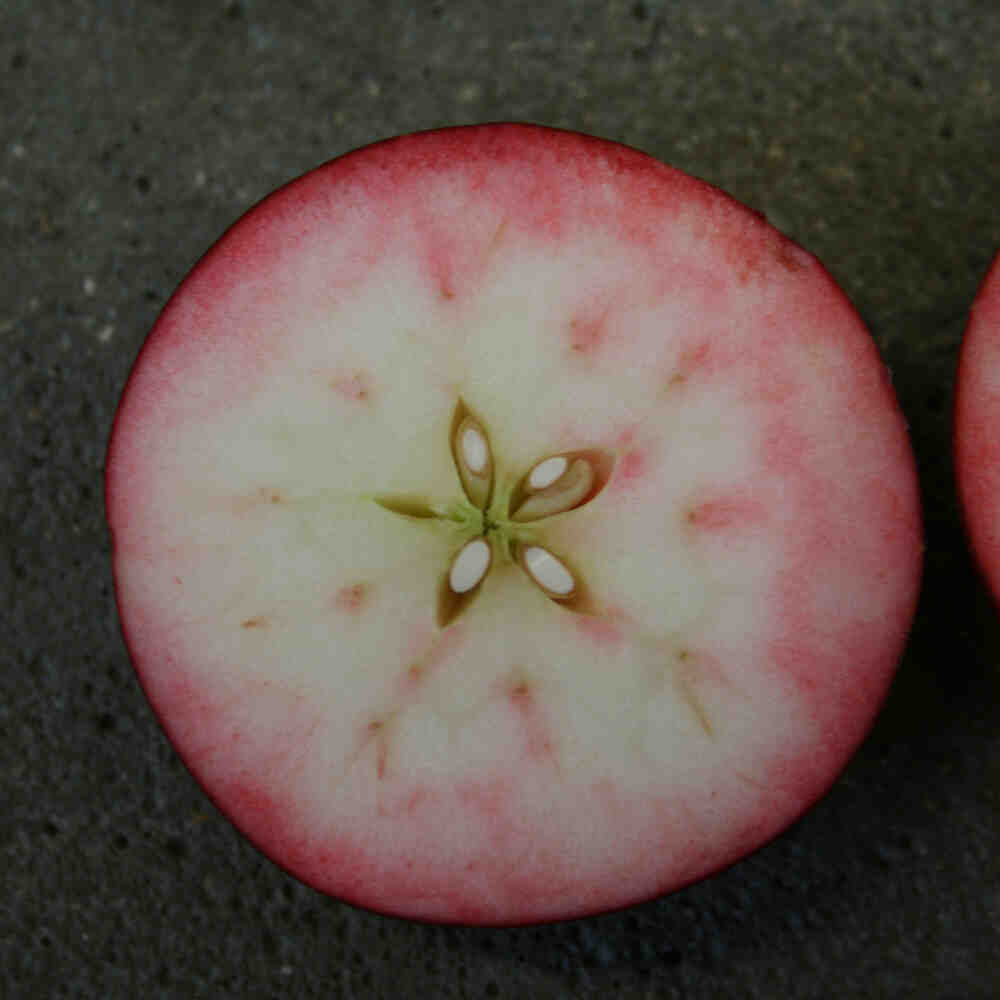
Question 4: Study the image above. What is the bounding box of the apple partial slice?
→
[105,124,922,925]
[955,252,1000,605]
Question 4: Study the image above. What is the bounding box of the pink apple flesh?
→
[106,125,922,924]
[955,252,1000,605]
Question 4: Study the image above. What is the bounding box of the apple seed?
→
[520,544,576,598]
[451,403,494,510]
[449,537,492,594]
[528,455,568,489]
[461,424,489,475]
[512,456,595,522]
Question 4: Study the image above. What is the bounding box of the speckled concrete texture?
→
[3,0,999,996]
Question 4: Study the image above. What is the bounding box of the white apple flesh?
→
[955,252,1000,606]
[105,125,922,924]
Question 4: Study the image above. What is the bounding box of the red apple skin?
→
[106,125,923,925]
[955,252,1000,607]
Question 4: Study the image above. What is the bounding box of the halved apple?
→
[105,124,922,924]
[955,252,1000,606]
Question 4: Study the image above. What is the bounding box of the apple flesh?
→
[955,252,1000,606]
[105,125,922,924]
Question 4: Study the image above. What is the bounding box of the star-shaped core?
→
[376,399,614,627]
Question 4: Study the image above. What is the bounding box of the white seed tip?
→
[528,455,568,490]
[449,538,491,594]
[461,425,488,474]
[523,545,575,596]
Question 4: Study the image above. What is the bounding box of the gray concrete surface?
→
[3,0,999,996]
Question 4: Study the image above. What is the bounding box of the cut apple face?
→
[105,124,922,924]
[955,252,1000,606]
